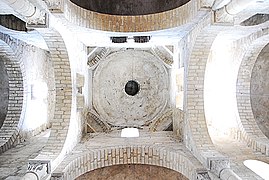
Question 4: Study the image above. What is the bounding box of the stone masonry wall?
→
[0,42,24,154]
[36,29,73,169]
[50,132,208,180]
[0,57,9,129]
[236,32,269,156]
[251,43,269,139]
[185,26,225,167]
[76,164,188,180]
[65,0,199,32]
[0,31,53,138]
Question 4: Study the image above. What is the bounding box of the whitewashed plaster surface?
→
[93,49,170,127]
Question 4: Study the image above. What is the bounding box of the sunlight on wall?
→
[204,35,239,137]
[176,67,184,110]
[244,160,269,179]
[23,81,48,131]
[48,16,87,170]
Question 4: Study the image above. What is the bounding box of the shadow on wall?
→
[0,59,9,129]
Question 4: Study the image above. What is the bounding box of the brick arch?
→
[236,34,269,156]
[0,41,25,154]
[0,32,52,139]
[64,0,198,32]
[185,26,226,167]
[35,29,73,167]
[186,25,269,178]
[51,145,205,180]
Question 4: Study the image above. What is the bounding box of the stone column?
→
[1,0,49,28]
[197,171,211,180]
[212,0,231,10]
[214,0,257,23]
[22,172,39,180]
[2,0,36,17]
[22,160,51,180]
[225,0,256,15]
[220,169,242,180]
[209,158,242,180]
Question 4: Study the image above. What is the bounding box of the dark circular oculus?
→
[125,80,140,96]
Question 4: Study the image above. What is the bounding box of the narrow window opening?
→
[121,128,139,137]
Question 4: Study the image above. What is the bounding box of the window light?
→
[121,128,139,137]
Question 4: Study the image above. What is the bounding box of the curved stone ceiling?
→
[93,49,169,127]
[76,164,188,180]
[70,0,190,15]
[251,43,269,138]
[0,58,8,129]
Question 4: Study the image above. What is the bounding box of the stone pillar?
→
[22,160,51,180]
[22,172,39,180]
[2,0,36,17]
[225,0,256,15]
[214,0,257,23]
[209,158,242,180]
[212,0,231,10]
[1,0,49,28]
[197,171,211,180]
[220,169,242,180]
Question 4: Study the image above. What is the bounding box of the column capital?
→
[208,157,230,177]
[26,11,49,28]
[197,171,211,180]
[27,159,51,179]
[43,0,63,13]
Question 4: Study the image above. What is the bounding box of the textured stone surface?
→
[76,164,188,180]
[65,0,198,32]
[93,49,169,127]
[236,33,269,156]
[0,58,8,129]
[36,29,73,165]
[251,43,269,138]
[0,130,49,179]
[1,1,269,180]
[0,32,52,139]
[52,131,204,180]
[0,42,25,154]
[213,137,269,180]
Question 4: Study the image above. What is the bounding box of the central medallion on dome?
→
[125,80,140,96]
